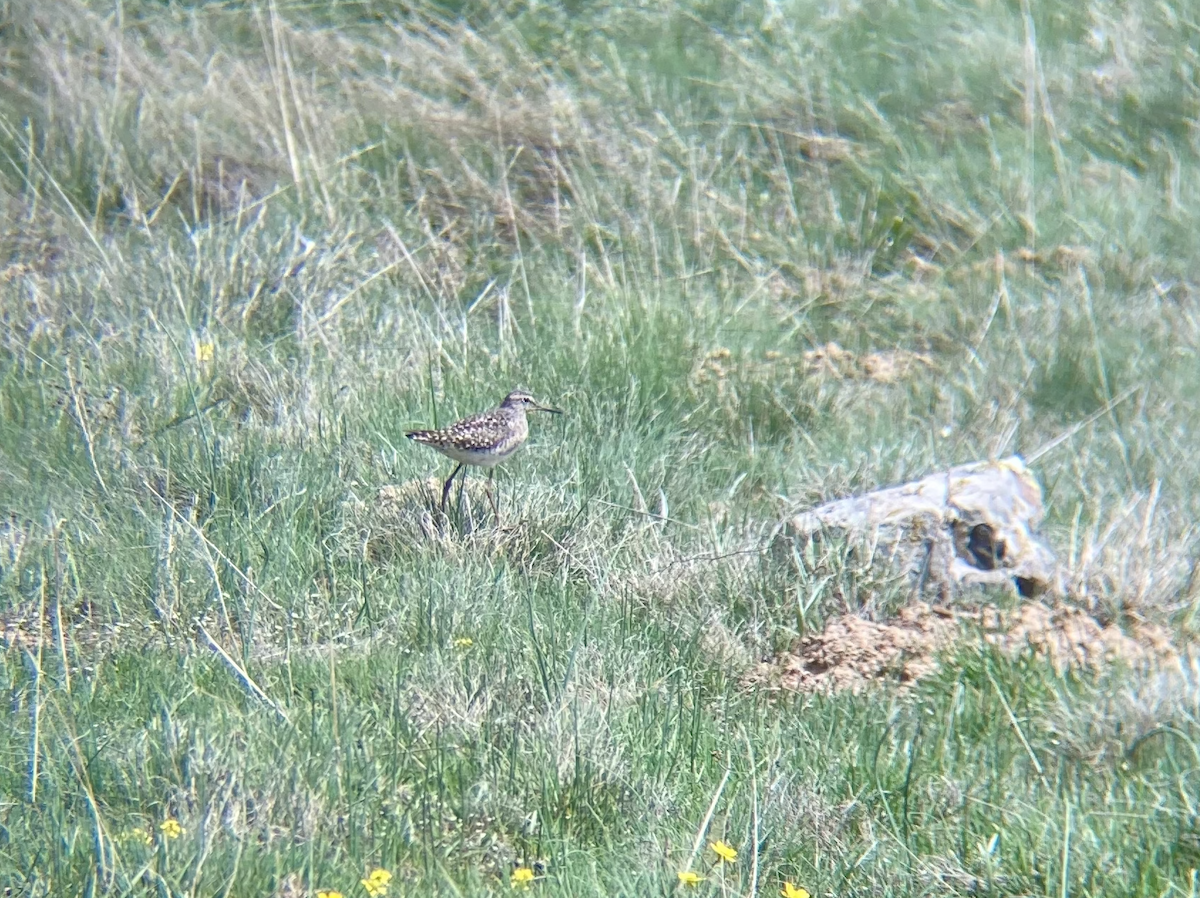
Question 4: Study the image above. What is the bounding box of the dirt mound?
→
[749,602,1178,695]
[984,602,1175,675]
[749,603,960,695]
[802,341,934,384]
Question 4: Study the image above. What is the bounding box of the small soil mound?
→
[748,601,1178,695]
[984,602,1176,675]
[749,603,960,695]
[802,341,934,383]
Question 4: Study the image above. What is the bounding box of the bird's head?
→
[501,390,562,414]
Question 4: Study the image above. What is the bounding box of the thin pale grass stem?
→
[1077,266,1136,486]
[1026,0,1071,208]
[685,763,732,873]
[52,537,71,694]
[146,480,285,614]
[329,635,339,752]
[57,711,114,888]
[1059,802,1071,898]
[383,220,439,306]
[1024,384,1142,465]
[1021,0,1037,246]
[263,0,304,198]
[970,250,1008,359]
[744,729,760,898]
[986,665,1050,793]
[499,136,534,323]
[525,590,554,706]
[1135,479,1161,604]
[218,832,245,898]
[590,497,702,531]
[0,116,115,271]
[26,566,46,802]
[314,256,406,329]
[65,368,110,498]
[278,21,335,218]
[197,622,291,725]
[181,783,226,894]
[91,0,124,234]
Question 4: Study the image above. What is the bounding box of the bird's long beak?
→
[533,401,562,415]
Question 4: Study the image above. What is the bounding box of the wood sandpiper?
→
[406,389,562,514]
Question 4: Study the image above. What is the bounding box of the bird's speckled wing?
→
[406,408,529,466]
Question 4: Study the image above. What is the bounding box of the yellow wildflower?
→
[360,868,391,897]
[510,867,535,888]
[677,870,704,887]
[710,840,738,863]
[159,819,183,839]
[129,827,153,846]
[317,892,345,898]
[781,884,810,898]
[453,637,474,649]
[195,341,215,363]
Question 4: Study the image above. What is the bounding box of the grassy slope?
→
[1,0,1198,895]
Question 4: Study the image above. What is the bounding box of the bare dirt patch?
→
[802,341,935,384]
[691,341,935,400]
[0,597,157,670]
[748,601,1178,695]
[989,601,1176,674]
[748,603,960,695]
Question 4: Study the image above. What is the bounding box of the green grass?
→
[2,0,1199,895]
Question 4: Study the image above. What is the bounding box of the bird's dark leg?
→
[440,463,464,513]
[458,468,470,524]
[486,468,498,519]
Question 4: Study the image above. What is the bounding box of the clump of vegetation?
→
[1,0,1197,895]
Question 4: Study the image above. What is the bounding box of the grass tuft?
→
[2,0,1198,894]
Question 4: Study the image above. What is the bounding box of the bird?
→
[405,389,562,515]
